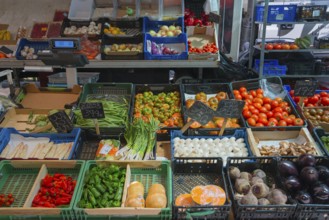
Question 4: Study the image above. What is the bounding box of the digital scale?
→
[37,38,89,88]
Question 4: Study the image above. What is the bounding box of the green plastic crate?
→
[0,160,85,220]
[73,160,172,220]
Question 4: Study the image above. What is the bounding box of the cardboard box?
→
[187,26,219,61]
[16,84,81,110]
[0,24,18,45]
[247,128,323,156]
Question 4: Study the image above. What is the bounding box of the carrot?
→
[175,194,195,207]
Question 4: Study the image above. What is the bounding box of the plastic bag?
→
[95,139,120,160]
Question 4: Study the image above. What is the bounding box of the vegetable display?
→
[78,164,126,208]
[320,136,329,152]
[133,91,183,128]
[234,87,304,127]
[0,194,15,207]
[229,167,288,205]
[259,141,318,156]
[95,139,120,160]
[63,22,101,36]
[125,181,145,207]
[103,43,143,54]
[149,41,180,55]
[289,90,329,107]
[74,97,129,128]
[263,42,299,50]
[302,108,329,127]
[148,25,182,37]
[32,173,76,208]
[279,154,329,205]
[188,42,218,54]
[184,9,212,27]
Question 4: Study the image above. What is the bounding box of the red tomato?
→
[289,90,295,97]
[281,101,289,106]
[245,99,253,105]
[265,43,273,50]
[306,103,314,107]
[255,123,264,127]
[273,107,283,113]
[293,118,304,126]
[249,105,256,111]
[251,114,259,122]
[284,117,293,125]
[233,90,240,95]
[250,90,257,98]
[268,118,278,125]
[264,103,271,111]
[274,112,283,121]
[256,88,264,95]
[289,114,296,119]
[256,94,264,99]
[259,113,267,119]
[243,110,252,119]
[263,97,271,104]
[235,94,242,100]
[320,91,328,98]
[246,95,254,100]
[309,96,319,104]
[271,100,279,108]
[275,97,283,103]
[253,103,262,110]
[284,106,292,114]
[268,121,276,127]
[260,107,268,113]
[293,96,300,103]
[251,108,259,115]
[239,87,247,93]
[266,111,274,118]
[258,117,268,126]
[247,118,256,126]
[321,97,329,106]
[282,112,289,118]
[241,91,249,99]
[274,44,282,50]
[253,98,263,105]
[303,98,309,105]
[278,120,287,127]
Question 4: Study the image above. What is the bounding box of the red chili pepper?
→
[55,197,71,206]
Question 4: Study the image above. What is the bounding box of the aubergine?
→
[284,176,301,192]
[300,166,319,185]
[316,166,329,181]
[312,183,329,204]
[295,191,313,204]
[278,160,299,177]
[298,154,316,168]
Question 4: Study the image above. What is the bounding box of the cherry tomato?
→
[247,118,256,126]
[268,121,276,127]
[256,94,264,98]
[233,90,240,95]
[309,96,319,104]
[249,105,256,111]
[241,91,248,99]
[246,95,254,100]
[283,106,292,114]
[321,97,329,106]
[273,107,283,113]
[293,96,300,103]
[282,112,289,118]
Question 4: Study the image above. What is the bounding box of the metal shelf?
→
[253,45,329,53]
[255,21,329,25]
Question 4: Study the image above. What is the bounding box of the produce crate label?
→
[80,102,105,119]
[185,101,214,125]
[48,111,74,133]
[294,80,318,97]
[215,100,245,118]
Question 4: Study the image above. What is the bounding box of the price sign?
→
[215,100,245,119]
[80,102,105,119]
[209,12,221,23]
[294,80,318,97]
[48,111,74,133]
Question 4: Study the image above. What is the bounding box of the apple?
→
[169,25,176,31]
[149,30,156,36]
[161,25,169,31]
[167,31,174,37]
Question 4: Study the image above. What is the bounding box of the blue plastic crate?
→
[144,33,188,60]
[170,129,253,162]
[254,59,287,76]
[143,17,184,34]
[15,38,49,60]
[255,5,297,22]
[0,128,82,160]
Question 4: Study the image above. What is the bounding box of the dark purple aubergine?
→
[312,183,329,204]
[295,191,313,204]
[300,166,319,185]
[278,160,299,177]
[284,176,301,192]
[298,154,316,168]
[316,166,329,181]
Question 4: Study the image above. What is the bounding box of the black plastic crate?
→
[132,84,183,141]
[297,5,328,21]
[102,17,143,37]
[287,60,315,75]
[313,128,329,156]
[101,34,144,60]
[227,157,297,219]
[60,18,103,39]
[173,158,231,220]
[277,156,329,219]
[314,37,329,49]
[230,77,307,131]
[181,83,245,135]
[315,59,329,75]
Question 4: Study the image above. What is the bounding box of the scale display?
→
[49,38,80,50]
[54,40,75,49]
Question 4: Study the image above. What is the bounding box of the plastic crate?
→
[73,160,172,220]
[68,0,94,21]
[255,5,297,22]
[170,129,252,163]
[313,128,329,156]
[172,158,231,219]
[15,38,49,60]
[48,72,100,85]
[230,77,307,131]
[101,35,144,60]
[297,5,327,21]
[277,156,329,219]
[143,17,184,34]
[102,18,143,37]
[181,83,245,134]
[0,160,85,220]
[60,18,103,39]
[144,33,188,60]
[73,83,132,135]
[254,59,287,76]
[227,157,297,219]
[287,60,315,75]
[0,128,82,160]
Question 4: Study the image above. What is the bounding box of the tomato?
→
[247,118,256,126]
[274,112,283,121]
[320,91,328,97]
[243,110,252,119]
[260,106,268,113]
[265,43,273,50]
[241,91,248,99]
[303,98,309,105]
[256,88,264,95]
[245,99,253,105]
[321,97,329,106]
[284,117,293,125]
[309,96,319,104]
[259,113,267,119]
[251,114,259,122]
[258,117,268,126]
[233,90,240,95]
[253,98,263,105]
[290,44,299,50]
[289,114,296,119]
[278,120,287,127]
[275,97,283,103]
[266,111,274,118]
[263,97,271,104]
[264,103,271,111]
[251,108,260,115]
[250,90,257,97]
[246,95,254,100]
[274,44,282,50]
[249,105,256,111]
[256,94,264,98]
[293,96,300,103]
[282,44,290,50]
[306,103,314,107]
[289,90,295,97]
[282,112,289,118]
[253,102,262,110]
[273,107,283,113]
[293,118,304,126]
[268,118,278,125]
[235,94,242,100]
[243,106,249,111]
[268,121,276,127]
[283,106,292,114]
[255,123,264,127]
[239,87,247,93]
[271,100,279,108]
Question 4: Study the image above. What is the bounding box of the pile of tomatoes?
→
[0,193,14,207]
[263,43,299,50]
[234,87,304,127]
[289,90,329,107]
[188,41,218,54]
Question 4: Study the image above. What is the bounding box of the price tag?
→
[80,102,105,119]
[215,100,245,119]
[181,101,215,133]
[294,80,318,97]
[48,111,74,133]
[208,12,221,23]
